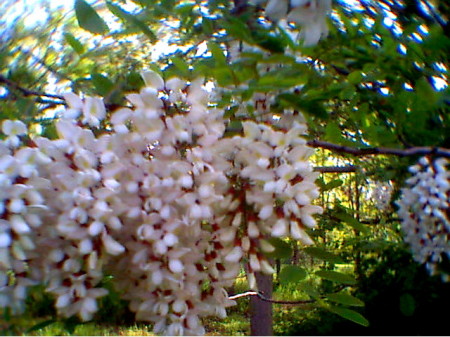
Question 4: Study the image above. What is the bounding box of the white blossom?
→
[259,0,332,46]
[397,157,450,279]
[141,70,165,90]
[0,70,324,335]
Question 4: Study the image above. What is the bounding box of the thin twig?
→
[360,217,400,225]
[314,165,358,173]
[229,291,259,300]
[0,75,65,101]
[229,291,315,305]
[307,139,450,158]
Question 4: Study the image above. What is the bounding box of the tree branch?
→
[307,139,450,158]
[0,74,65,101]
[229,291,315,305]
[314,165,358,173]
[360,217,400,225]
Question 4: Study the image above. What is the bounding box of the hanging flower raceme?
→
[0,70,323,335]
[215,120,323,286]
[397,157,450,280]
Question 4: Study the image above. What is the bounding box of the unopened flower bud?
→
[102,234,125,256]
[169,259,184,273]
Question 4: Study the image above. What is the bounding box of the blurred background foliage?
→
[1,0,450,335]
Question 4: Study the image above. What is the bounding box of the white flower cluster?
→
[397,157,450,279]
[0,71,322,335]
[251,0,332,46]
[370,181,393,211]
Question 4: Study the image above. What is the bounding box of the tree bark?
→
[250,272,273,336]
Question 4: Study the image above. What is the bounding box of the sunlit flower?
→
[82,97,106,127]
[0,71,324,336]
[63,93,83,119]
[2,120,27,147]
[397,157,450,279]
[141,70,165,90]
[287,0,332,46]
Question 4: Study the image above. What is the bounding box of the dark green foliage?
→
[94,277,136,326]
[25,285,57,318]
[282,246,450,335]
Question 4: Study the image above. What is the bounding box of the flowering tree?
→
[0,0,449,335]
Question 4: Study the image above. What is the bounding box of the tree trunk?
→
[250,272,273,336]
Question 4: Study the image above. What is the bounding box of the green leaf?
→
[325,122,342,142]
[251,29,285,53]
[3,307,11,322]
[339,84,357,100]
[399,293,415,317]
[91,73,114,96]
[62,317,81,334]
[298,282,320,299]
[328,306,369,327]
[26,319,56,333]
[207,41,227,66]
[41,121,58,140]
[316,270,357,285]
[15,98,35,116]
[202,17,214,36]
[303,247,345,264]
[326,293,365,307]
[279,265,307,285]
[170,56,190,78]
[225,120,243,136]
[213,67,235,87]
[106,2,156,42]
[321,179,344,192]
[348,70,363,85]
[63,33,85,55]
[221,16,254,42]
[265,238,292,259]
[257,71,306,89]
[276,25,296,51]
[278,93,328,119]
[126,71,144,90]
[75,0,109,35]
[335,211,369,234]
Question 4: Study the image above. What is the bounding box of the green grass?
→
[0,316,155,336]
[203,312,249,336]
[1,314,252,336]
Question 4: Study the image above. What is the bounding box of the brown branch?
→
[0,74,65,101]
[229,291,315,305]
[360,217,400,225]
[308,139,450,158]
[314,165,358,173]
